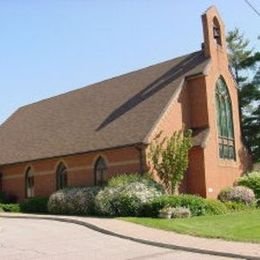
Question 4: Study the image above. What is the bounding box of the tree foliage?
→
[149,130,192,194]
[226,28,253,83]
[227,28,260,162]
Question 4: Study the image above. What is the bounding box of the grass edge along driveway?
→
[120,210,260,243]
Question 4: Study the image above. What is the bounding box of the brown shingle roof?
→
[0,51,209,166]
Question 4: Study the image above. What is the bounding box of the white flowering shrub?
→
[95,182,163,216]
[218,186,255,205]
[171,207,191,218]
[48,186,101,215]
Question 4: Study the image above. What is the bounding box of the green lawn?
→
[120,210,260,243]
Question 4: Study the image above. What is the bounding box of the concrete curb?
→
[0,214,258,260]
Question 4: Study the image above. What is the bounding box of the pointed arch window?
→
[94,157,107,186]
[56,162,68,190]
[25,167,34,198]
[215,77,235,160]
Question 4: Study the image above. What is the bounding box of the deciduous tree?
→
[149,130,192,194]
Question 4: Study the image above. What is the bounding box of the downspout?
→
[134,144,146,175]
[0,172,2,191]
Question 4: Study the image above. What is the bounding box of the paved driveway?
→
[0,218,231,260]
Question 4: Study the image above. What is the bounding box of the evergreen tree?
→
[253,68,260,85]
[227,28,260,162]
[227,28,253,83]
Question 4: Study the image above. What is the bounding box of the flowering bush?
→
[238,171,260,199]
[172,207,191,218]
[158,206,173,218]
[218,186,256,205]
[95,181,163,216]
[159,206,174,214]
[48,187,101,215]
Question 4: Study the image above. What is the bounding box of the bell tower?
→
[201,6,228,65]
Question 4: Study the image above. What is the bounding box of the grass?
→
[120,210,260,243]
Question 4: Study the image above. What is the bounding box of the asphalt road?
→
[0,218,232,260]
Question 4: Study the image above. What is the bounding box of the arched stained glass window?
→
[94,157,107,186]
[25,167,34,198]
[56,162,68,190]
[215,77,235,160]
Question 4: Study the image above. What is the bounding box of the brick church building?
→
[0,6,250,201]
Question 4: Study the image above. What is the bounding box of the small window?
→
[56,162,68,190]
[94,157,107,186]
[213,17,222,46]
[25,167,34,198]
[215,77,235,160]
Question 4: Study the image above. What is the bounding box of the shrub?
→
[20,197,49,213]
[108,173,141,187]
[48,186,101,215]
[0,192,7,203]
[238,171,260,199]
[95,181,163,216]
[0,203,20,212]
[218,186,256,205]
[257,199,260,208]
[204,199,228,215]
[158,206,174,218]
[142,194,207,217]
[1,194,18,203]
[172,207,191,218]
[108,173,164,190]
[224,201,255,212]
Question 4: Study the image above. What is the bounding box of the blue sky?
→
[0,0,259,124]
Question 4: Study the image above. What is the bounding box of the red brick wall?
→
[1,146,141,201]
[201,7,250,198]
[188,77,209,129]
[186,147,206,196]
[145,80,208,196]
